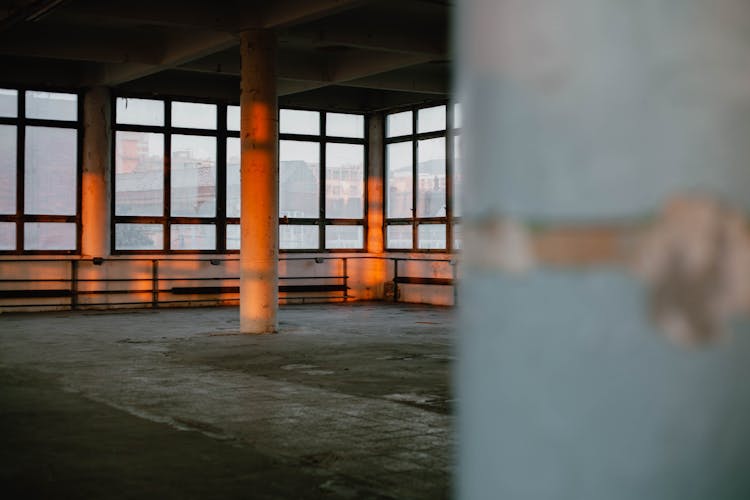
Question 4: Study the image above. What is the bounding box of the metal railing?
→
[0,255,457,310]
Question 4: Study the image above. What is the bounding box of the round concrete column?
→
[239,29,278,334]
[81,86,111,258]
[457,1,750,498]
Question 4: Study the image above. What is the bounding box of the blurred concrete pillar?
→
[239,29,278,334]
[81,86,111,257]
[457,1,750,498]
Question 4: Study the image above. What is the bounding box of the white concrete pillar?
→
[81,87,111,257]
[239,29,278,334]
[457,1,750,498]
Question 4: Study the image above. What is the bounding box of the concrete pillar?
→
[364,114,387,300]
[239,29,278,334]
[81,87,111,257]
[457,1,750,499]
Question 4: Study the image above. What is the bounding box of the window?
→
[113,98,366,252]
[385,103,461,251]
[279,109,366,251]
[0,89,81,253]
[113,97,221,252]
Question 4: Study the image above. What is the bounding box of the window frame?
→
[0,86,83,255]
[383,101,460,253]
[111,93,228,254]
[278,106,368,253]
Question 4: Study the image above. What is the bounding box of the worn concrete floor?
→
[0,302,454,499]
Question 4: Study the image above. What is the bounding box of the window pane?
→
[280,109,319,135]
[280,140,319,218]
[418,223,446,250]
[25,126,77,215]
[171,135,216,217]
[115,223,163,250]
[326,143,364,219]
[386,111,412,137]
[227,105,240,131]
[326,225,363,249]
[280,225,318,250]
[116,97,164,126]
[25,91,77,121]
[0,89,17,118]
[453,223,462,250]
[418,105,446,133]
[453,134,462,217]
[171,224,216,250]
[24,222,76,250]
[387,225,412,249]
[226,137,240,218]
[453,102,462,129]
[386,142,412,218]
[171,101,216,129]
[0,125,16,214]
[115,131,163,216]
[0,222,14,250]
[227,224,240,250]
[326,112,364,138]
[417,137,446,217]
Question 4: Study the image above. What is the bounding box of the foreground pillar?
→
[458,1,750,499]
[81,87,111,257]
[239,29,278,333]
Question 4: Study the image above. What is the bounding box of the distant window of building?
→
[385,103,461,252]
[0,88,81,253]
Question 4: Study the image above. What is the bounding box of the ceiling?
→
[0,0,452,112]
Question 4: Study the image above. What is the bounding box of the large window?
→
[113,97,366,252]
[279,109,366,251]
[385,103,461,251]
[0,88,80,253]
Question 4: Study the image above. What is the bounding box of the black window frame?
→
[383,101,460,253]
[0,85,83,255]
[278,106,368,253]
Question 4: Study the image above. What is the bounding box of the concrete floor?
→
[0,302,454,499]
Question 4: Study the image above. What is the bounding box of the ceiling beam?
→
[248,0,370,30]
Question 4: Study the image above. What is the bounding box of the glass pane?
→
[25,91,77,121]
[326,113,364,138]
[417,137,446,217]
[386,142,412,218]
[116,97,164,126]
[171,135,216,217]
[115,131,163,216]
[280,109,319,135]
[386,111,412,137]
[387,225,412,249]
[453,134,462,217]
[280,225,318,250]
[24,222,76,250]
[453,102,462,129]
[418,224,446,250]
[226,137,240,218]
[0,125,16,214]
[115,223,163,250]
[0,88,17,118]
[0,222,14,250]
[171,224,216,250]
[418,105,446,133]
[326,225,363,249]
[171,101,216,129]
[326,143,364,219]
[280,140,319,218]
[453,223,462,250]
[227,105,240,131]
[227,224,240,250]
[25,126,77,215]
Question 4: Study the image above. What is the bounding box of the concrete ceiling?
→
[0,0,452,112]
